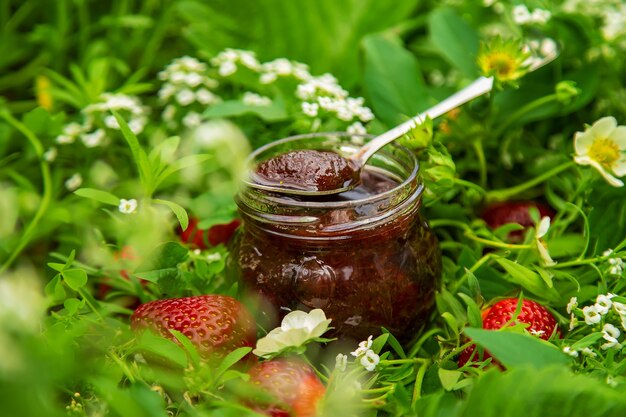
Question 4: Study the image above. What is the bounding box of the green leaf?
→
[47,262,66,272]
[74,188,120,206]
[62,269,88,290]
[113,110,153,191]
[428,8,480,77]
[63,298,85,315]
[204,100,288,122]
[495,258,560,302]
[169,329,201,366]
[570,333,603,350]
[457,292,482,328]
[152,199,189,230]
[135,331,188,368]
[214,347,252,381]
[438,369,462,391]
[464,328,569,368]
[44,275,66,301]
[587,185,626,254]
[362,33,431,126]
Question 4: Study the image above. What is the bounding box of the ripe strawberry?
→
[179,218,241,249]
[131,295,256,359]
[458,298,560,367]
[247,358,326,417]
[481,201,554,241]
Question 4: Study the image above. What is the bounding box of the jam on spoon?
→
[253,149,360,192]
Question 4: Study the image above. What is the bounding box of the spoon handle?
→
[355,76,494,165]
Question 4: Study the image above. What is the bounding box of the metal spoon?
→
[248,43,558,196]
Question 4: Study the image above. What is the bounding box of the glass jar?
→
[229,133,441,342]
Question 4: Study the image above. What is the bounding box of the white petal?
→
[573,155,592,166]
[574,131,593,155]
[586,158,624,187]
[281,310,309,331]
[537,216,551,238]
[609,126,626,150]
[537,239,556,266]
[591,116,617,140]
[612,157,626,176]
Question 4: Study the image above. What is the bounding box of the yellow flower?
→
[477,38,529,83]
[574,116,626,187]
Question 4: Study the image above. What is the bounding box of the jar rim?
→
[241,132,421,209]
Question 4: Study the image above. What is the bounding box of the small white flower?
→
[253,309,332,358]
[170,71,186,84]
[569,314,578,331]
[606,375,618,387]
[55,134,75,145]
[581,347,597,358]
[260,72,277,84]
[583,305,602,325]
[184,72,203,87]
[104,115,120,129]
[158,83,176,101]
[573,116,626,187]
[176,89,196,106]
[43,147,57,162]
[609,257,624,275]
[530,329,545,337]
[301,102,319,117]
[193,249,202,255]
[335,353,348,372]
[347,121,367,136]
[64,173,82,191]
[539,38,558,58]
[118,198,138,214]
[206,253,221,262]
[242,92,272,107]
[182,112,202,128]
[512,5,532,24]
[195,88,219,105]
[531,8,551,24]
[359,350,380,372]
[566,297,578,314]
[613,301,626,316]
[535,216,556,266]
[63,122,83,136]
[128,118,145,135]
[81,129,105,148]
[603,249,614,257]
[620,315,626,332]
[601,323,621,350]
[562,346,579,358]
[219,61,237,77]
[595,294,613,315]
[351,335,374,357]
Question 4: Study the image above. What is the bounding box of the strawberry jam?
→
[230,134,441,342]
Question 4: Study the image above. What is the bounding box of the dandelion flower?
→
[573,116,626,187]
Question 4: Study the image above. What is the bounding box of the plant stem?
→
[412,359,430,403]
[430,219,531,250]
[492,94,559,139]
[486,161,575,203]
[0,111,53,274]
[473,139,488,187]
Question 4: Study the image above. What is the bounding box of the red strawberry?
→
[481,201,554,241]
[131,295,256,359]
[179,218,241,249]
[458,298,560,367]
[247,358,326,417]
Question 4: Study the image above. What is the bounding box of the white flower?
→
[601,323,621,350]
[63,122,83,136]
[569,314,578,331]
[512,5,532,24]
[595,294,613,315]
[562,346,579,357]
[609,257,624,275]
[195,88,219,105]
[583,305,602,325]
[260,72,277,84]
[620,315,626,332]
[535,216,556,266]
[351,335,374,357]
[253,309,332,358]
[581,347,597,358]
[55,134,75,145]
[566,297,578,314]
[184,72,203,88]
[573,116,626,187]
[531,8,551,24]
[530,329,545,337]
[81,129,105,148]
[347,121,367,136]
[176,89,196,106]
[118,198,138,214]
[602,5,626,40]
[301,102,319,117]
[104,115,120,129]
[242,92,272,107]
[335,353,348,371]
[182,112,202,128]
[64,173,82,191]
[359,350,380,372]
[613,301,626,316]
[219,61,237,77]
[540,38,558,57]
[206,253,221,262]
[43,147,57,162]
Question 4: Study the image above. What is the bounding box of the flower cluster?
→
[350,335,381,372]
[512,5,551,25]
[253,309,332,358]
[157,56,221,129]
[567,293,626,354]
[603,249,625,276]
[561,0,626,42]
[211,48,261,77]
[56,93,148,148]
[260,58,311,84]
[573,116,626,187]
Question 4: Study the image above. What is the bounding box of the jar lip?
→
[241,132,421,209]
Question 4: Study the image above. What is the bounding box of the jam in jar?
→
[229,133,441,342]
